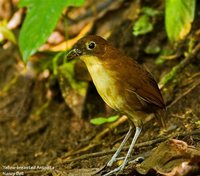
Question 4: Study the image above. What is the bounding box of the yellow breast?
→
[80,55,124,110]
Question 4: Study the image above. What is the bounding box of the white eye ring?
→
[86,41,96,50]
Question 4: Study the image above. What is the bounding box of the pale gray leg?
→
[119,127,142,170]
[107,126,133,167]
[103,127,142,176]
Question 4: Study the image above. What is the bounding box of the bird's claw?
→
[103,160,128,176]
[104,157,144,176]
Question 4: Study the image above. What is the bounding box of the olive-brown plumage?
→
[67,35,166,175]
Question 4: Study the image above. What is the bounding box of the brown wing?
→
[134,73,165,108]
[121,57,165,109]
[125,59,166,126]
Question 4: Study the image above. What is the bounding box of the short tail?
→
[155,108,167,128]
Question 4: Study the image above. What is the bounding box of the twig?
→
[167,80,200,108]
[160,53,180,60]
[159,43,200,89]
[58,129,200,164]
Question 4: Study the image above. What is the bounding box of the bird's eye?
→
[87,41,96,50]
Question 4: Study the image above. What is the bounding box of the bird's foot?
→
[103,160,128,176]
[103,157,144,176]
[102,164,125,176]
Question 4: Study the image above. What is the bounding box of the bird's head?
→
[67,35,108,62]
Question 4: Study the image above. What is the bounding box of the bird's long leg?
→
[107,126,133,167]
[103,127,142,176]
[119,126,142,171]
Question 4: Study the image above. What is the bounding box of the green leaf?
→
[90,118,108,125]
[19,0,34,7]
[19,0,84,62]
[106,115,120,123]
[0,25,16,44]
[133,15,153,36]
[145,45,160,54]
[90,115,119,125]
[165,0,195,42]
[142,7,160,17]
[19,0,84,8]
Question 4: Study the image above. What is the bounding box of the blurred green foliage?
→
[195,120,200,125]
[133,15,153,36]
[133,7,160,36]
[58,60,88,96]
[133,1,196,42]
[90,115,119,125]
[144,45,161,55]
[0,21,16,44]
[165,0,195,41]
[19,0,84,62]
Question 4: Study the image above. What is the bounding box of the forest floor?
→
[0,0,200,176]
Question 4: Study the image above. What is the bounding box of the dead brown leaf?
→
[136,139,200,176]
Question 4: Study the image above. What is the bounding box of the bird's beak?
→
[66,48,82,61]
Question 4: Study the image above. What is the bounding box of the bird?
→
[67,35,166,175]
